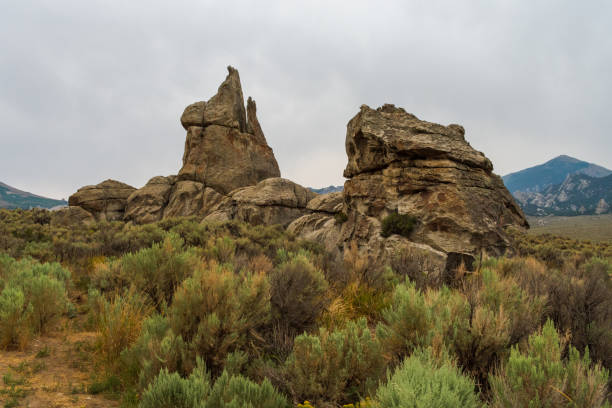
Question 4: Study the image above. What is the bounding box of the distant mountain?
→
[502,155,611,194]
[513,173,611,216]
[0,181,67,210]
[309,185,343,194]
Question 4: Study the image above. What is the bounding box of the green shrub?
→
[140,361,289,408]
[447,267,545,384]
[381,212,417,238]
[269,251,328,333]
[0,256,71,340]
[205,370,289,408]
[139,364,210,408]
[490,320,610,408]
[121,314,188,389]
[208,237,236,264]
[166,262,271,375]
[492,256,612,373]
[117,233,198,308]
[374,348,481,408]
[286,318,385,406]
[334,212,348,224]
[0,287,31,349]
[21,273,68,333]
[376,281,437,361]
[91,290,152,370]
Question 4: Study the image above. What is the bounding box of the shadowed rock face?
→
[124,176,176,224]
[68,179,136,221]
[204,177,319,227]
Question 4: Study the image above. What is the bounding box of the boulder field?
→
[63,67,528,270]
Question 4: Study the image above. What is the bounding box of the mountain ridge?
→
[0,181,67,210]
[503,155,611,216]
[502,155,611,194]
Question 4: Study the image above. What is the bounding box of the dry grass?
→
[0,325,118,408]
[527,214,612,242]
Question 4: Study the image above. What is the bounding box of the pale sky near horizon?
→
[1,1,611,200]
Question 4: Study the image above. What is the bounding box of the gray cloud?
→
[1,0,611,199]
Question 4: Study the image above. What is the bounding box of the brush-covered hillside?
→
[0,209,610,407]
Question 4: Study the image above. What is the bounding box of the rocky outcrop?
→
[124,176,176,224]
[72,67,283,224]
[177,67,280,194]
[205,178,318,227]
[178,124,280,195]
[290,104,528,268]
[306,191,343,213]
[68,67,528,272]
[68,179,136,221]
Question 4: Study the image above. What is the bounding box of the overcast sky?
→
[1,1,611,199]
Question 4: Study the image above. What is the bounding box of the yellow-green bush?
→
[376,280,437,361]
[139,359,289,408]
[0,286,31,349]
[0,256,71,348]
[448,267,545,384]
[168,262,271,375]
[90,289,152,370]
[285,318,385,406]
[490,320,610,407]
[374,348,481,408]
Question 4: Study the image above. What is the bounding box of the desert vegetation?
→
[0,208,610,407]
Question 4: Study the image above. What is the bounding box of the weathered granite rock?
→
[163,180,205,219]
[179,67,247,132]
[204,178,316,227]
[178,124,280,195]
[340,104,527,258]
[202,66,248,132]
[343,104,492,178]
[180,102,205,130]
[50,206,95,227]
[306,191,344,213]
[177,67,280,194]
[124,176,176,224]
[246,97,267,145]
[290,104,527,270]
[287,213,341,253]
[68,179,136,221]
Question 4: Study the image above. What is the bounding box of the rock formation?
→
[71,67,290,224]
[124,176,177,224]
[204,177,318,227]
[68,67,528,271]
[177,67,280,194]
[290,104,528,267]
[68,179,136,221]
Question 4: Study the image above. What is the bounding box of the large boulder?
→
[204,178,317,227]
[341,104,527,258]
[178,66,280,194]
[290,104,528,269]
[124,176,176,224]
[68,179,136,221]
[179,67,247,132]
